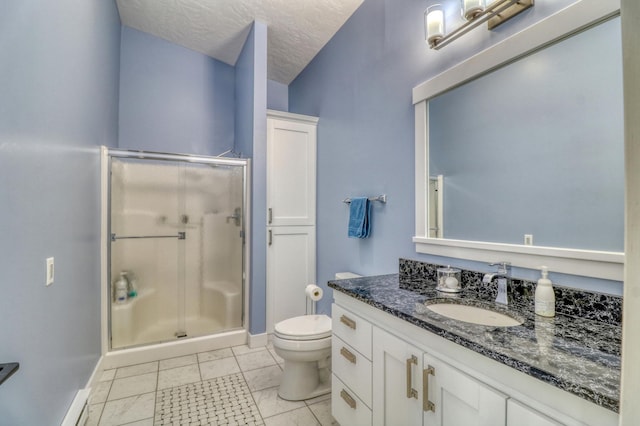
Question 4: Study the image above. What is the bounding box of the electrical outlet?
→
[524,234,533,246]
[46,257,54,286]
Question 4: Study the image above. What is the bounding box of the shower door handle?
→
[268,229,273,246]
[226,207,241,226]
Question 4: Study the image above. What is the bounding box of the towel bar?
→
[343,194,387,204]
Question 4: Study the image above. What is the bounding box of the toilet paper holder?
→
[305,284,323,314]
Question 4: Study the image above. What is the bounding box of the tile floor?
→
[87,343,338,426]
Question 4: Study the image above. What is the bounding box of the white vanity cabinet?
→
[506,400,564,426]
[332,293,618,426]
[372,327,507,426]
[331,304,373,426]
[372,327,426,426]
[422,351,507,426]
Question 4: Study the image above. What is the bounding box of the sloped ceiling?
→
[116,0,364,84]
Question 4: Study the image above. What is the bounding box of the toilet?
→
[272,272,361,401]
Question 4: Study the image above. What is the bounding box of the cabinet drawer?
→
[332,335,372,407]
[332,374,372,426]
[332,304,372,359]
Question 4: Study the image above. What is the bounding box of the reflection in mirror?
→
[428,17,623,252]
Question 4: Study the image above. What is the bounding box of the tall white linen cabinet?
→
[265,110,318,333]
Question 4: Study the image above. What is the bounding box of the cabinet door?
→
[266,226,316,333]
[372,327,424,426]
[423,354,507,426]
[507,399,564,426]
[266,117,316,226]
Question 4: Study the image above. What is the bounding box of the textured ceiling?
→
[116,0,364,84]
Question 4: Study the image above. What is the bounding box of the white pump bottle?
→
[535,266,555,317]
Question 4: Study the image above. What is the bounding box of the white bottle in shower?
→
[114,272,129,304]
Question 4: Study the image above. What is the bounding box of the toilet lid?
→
[274,315,332,340]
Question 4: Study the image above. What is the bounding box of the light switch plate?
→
[46,257,54,286]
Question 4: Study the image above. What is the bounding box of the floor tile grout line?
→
[260,404,316,421]
[119,417,154,426]
[151,360,160,424]
[236,345,268,424]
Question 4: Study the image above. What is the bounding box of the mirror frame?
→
[413,0,623,281]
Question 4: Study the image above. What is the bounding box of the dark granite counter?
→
[328,272,621,412]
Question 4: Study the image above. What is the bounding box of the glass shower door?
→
[182,161,245,338]
[110,158,184,349]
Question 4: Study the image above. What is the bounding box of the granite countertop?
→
[328,273,621,412]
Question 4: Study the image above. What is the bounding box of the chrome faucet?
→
[483,262,511,305]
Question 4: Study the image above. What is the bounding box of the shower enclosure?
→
[106,149,247,349]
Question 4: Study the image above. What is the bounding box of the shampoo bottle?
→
[114,272,129,304]
[535,266,555,317]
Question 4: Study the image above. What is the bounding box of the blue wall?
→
[267,79,289,112]
[0,0,121,424]
[289,0,623,315]
[119,26,235,156]
[235,22,269,335]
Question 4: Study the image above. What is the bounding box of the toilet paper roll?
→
[305,284,323,301]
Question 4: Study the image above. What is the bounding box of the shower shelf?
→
[112,288,155,310]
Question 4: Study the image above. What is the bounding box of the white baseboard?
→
[248,332,268,348]
[61,388,91,426]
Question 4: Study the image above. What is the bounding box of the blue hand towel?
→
[348,197,371,238]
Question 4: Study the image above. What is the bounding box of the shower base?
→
[102,328,246,370]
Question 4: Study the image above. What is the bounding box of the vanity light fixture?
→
[425,0,534,50]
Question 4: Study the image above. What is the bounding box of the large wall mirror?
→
[413,0,624,281]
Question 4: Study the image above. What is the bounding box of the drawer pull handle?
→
[268,208,273,224]
[340,389,357,409]
[423,365,436,412]
[340,347,357,364]
[340,315,357,330]
[406,355,418,399]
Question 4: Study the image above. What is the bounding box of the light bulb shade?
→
[461,0,485,21]
[425,5,445,47]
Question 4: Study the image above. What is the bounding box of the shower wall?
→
[110,158,244,349]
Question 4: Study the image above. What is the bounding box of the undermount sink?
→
[426,303,523,327]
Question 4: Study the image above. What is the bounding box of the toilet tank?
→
[335,272,361,280]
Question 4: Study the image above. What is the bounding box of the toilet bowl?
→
[272,314,332,401]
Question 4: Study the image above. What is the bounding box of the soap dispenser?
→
[535,266,555,317]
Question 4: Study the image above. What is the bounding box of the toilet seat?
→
[274,314,331,341]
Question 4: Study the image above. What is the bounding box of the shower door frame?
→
[100,147,251,353]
